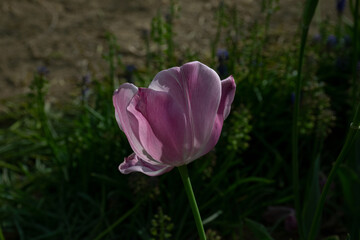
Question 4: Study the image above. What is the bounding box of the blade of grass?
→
[308,103,360,240]
[0,226,4,240]
[292,0,319,239]
[93,199,143,240]
[352,0,359,111]
[244,218,274,240]
[302,155,320,238]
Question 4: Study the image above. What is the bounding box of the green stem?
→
[292,26,307,240]
[178,165,206,240]
[352,0,359,110]
[308,103,360,240]
[0,226,4,240]
[292,1,319,238]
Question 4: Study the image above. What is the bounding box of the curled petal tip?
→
[113,88,119,96]
[119,153,173,177]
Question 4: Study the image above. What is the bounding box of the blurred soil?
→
[0,0,339,111]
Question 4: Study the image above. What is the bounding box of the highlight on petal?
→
[113,83,155,163]
[180,62,222,155]
[113,83,138,132]
[119,153,173,176]
[193,75,236,159]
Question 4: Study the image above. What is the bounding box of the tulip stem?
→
[178,165,206,240]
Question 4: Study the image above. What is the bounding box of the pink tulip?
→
[113,61,236,176]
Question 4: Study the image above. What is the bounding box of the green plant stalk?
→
[0,226,4,240]
[352,0,359,109]
[308,103,360,240]
[292,1,319,239]
[178,165,206,240]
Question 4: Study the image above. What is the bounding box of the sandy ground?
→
[0,0,339,110]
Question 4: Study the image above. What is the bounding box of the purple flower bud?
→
[37,66,49,76]
[81,74,91,101]
[326,35,337,48]
[336,0,346,14]
[125,65,136,83]
[290,92,296,105]
[217,49,229,62]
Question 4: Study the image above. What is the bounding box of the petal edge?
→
[119,153,174,176]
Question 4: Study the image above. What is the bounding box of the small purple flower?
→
[326,35,337,48]
[81,74,91,101]
[336,0,346,15]
[217,49,229,62]
[290,92,296,105]
[125,65,136,83]
[37,66,49,76]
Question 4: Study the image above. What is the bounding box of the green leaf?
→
[302,155,320,238]
[244,218,274,240]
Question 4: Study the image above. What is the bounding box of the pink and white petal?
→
[119,153,173,176]
[149,66,186,107]
[113,83,153,162]
[219,76,236,120]
[191,75,236,160]
[126,88,188,166]
[113,83,138,131]
[179,62,222,159]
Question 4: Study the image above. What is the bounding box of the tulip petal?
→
[218,75,236,120]
[119,153,173,176]
[113,83,156,163]
[113,83,138,131]
[126,88,188,166]
[195,75,236,158]
[149,61,222,162]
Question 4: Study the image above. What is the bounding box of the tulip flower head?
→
[113,61,236,176]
